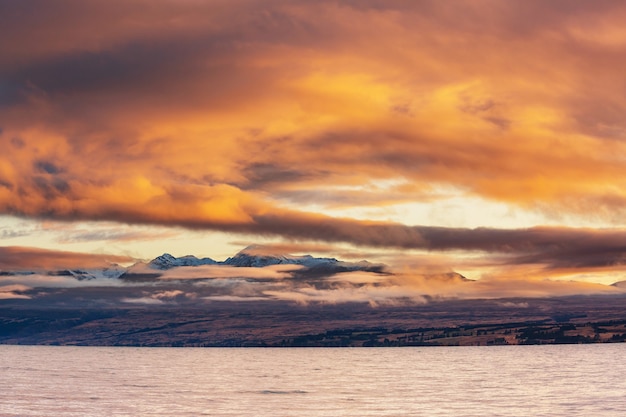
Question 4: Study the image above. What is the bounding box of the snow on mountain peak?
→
[148,253,217,270]
[222,247,379,271]
[21,247,387,282]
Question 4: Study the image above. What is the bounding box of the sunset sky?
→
[2,0,626,292]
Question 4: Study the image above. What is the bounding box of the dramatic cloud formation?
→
[2,1,626,291]
[1,252,622,308]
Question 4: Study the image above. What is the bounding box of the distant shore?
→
[2,294,626,347]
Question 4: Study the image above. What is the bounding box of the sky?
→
[2,0,626,293]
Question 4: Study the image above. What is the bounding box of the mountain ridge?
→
[146,245,386,272]
[148,253,218,270]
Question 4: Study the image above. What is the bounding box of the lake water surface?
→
[1,344,625,416]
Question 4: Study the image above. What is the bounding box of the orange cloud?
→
[0,246,133,271]
[2,0,626,287]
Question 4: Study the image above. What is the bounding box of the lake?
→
[1,344,625,416]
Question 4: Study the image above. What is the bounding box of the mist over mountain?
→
[0,243,622,312]
[1,245,624,303]
[136,246,387,277]
[2,246,626,347]
[0,246,386,281]
[0,246,398,306]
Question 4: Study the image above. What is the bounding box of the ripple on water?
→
[0,345,625,417]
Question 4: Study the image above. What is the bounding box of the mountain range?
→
[0,246,386,280]
[3,247,626,347]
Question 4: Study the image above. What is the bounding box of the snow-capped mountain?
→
[224,250,337,268]
[222,246,385,272]
[1,246,385,282]
[139,246,385,273]
[71,266,127,280]
[148,253,217,270]
[47,265,128,280]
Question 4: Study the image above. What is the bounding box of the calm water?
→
[1,344,625,416]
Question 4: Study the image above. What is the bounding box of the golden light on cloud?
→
[2,0,626,295]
